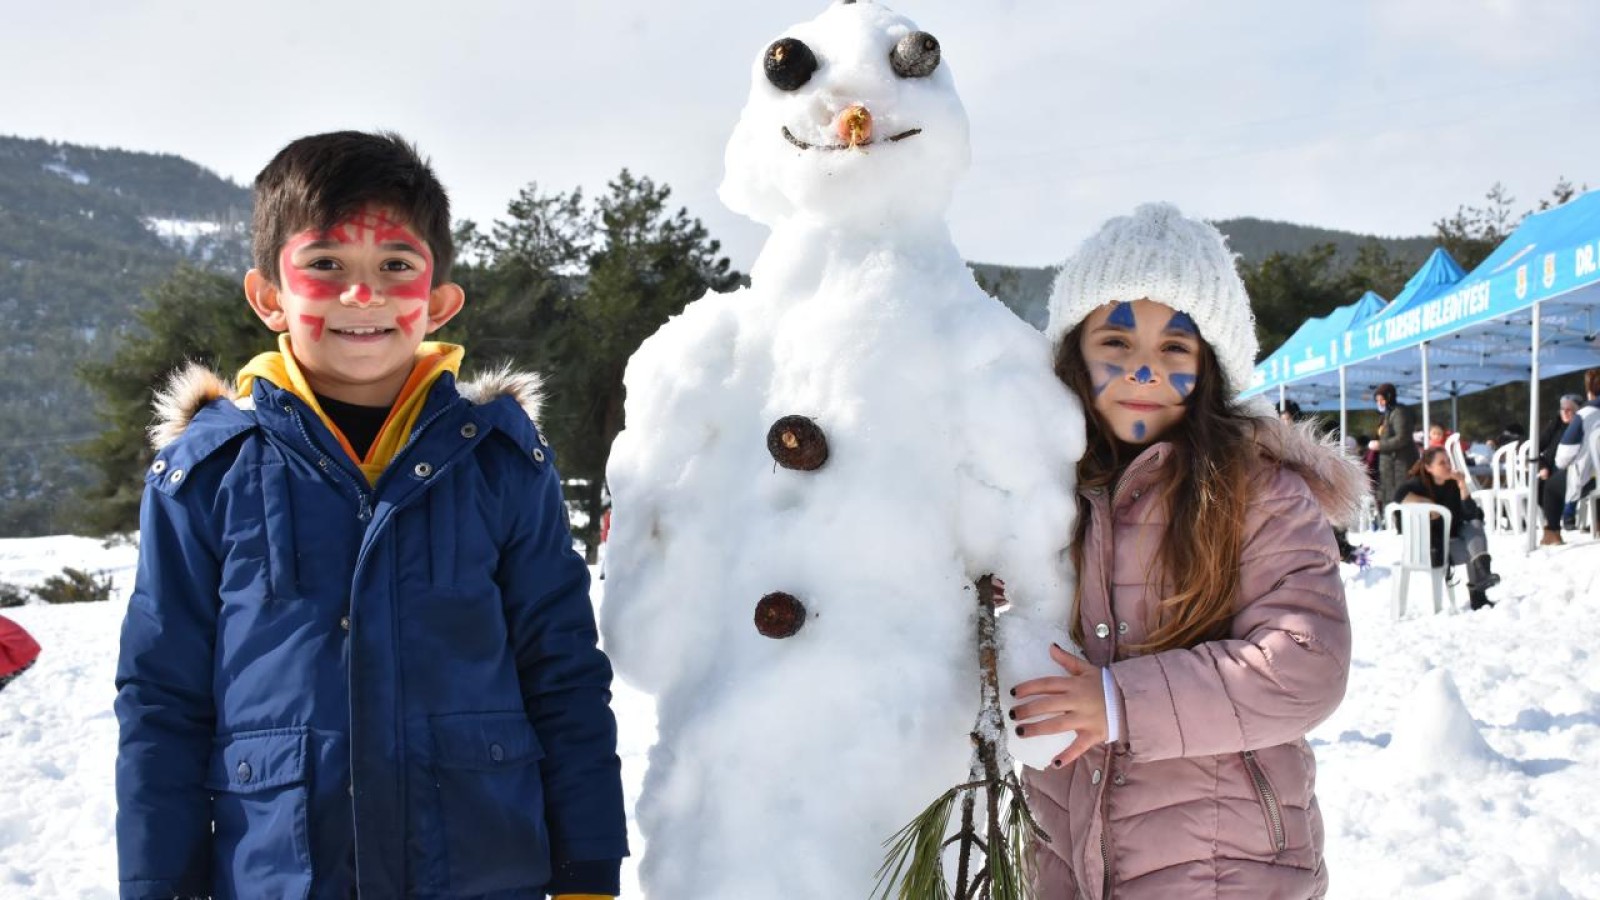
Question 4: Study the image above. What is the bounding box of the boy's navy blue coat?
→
[115,364,627,899]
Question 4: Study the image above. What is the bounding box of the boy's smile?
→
[245,206,463,406]
[1079,298,1201,446]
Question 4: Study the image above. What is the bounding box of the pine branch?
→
[876,576,1043,900]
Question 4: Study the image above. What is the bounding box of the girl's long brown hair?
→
[1055,320,1257,654]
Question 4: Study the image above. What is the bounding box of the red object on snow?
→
[600,508,612,545]
[0,614,40,677]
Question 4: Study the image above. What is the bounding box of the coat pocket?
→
[205,727,312,900]
[1241,750,1287,854]
[432,711,552,895]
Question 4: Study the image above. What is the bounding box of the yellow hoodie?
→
[236,334,464,486]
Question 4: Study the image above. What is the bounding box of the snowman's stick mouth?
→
[781,126,923,151]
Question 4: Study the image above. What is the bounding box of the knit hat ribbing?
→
[1045,202,1259,395]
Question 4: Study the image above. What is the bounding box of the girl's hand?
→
[1008,644,1109,768]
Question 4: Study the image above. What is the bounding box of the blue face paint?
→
[1092,362,1125,396]
[1166,311,1198,334]
[1171,372,1196,399]
[1133,365,1154,384]
[1133,421,1147,441]
[1107,302,1137,329]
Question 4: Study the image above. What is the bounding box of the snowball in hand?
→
[601,2,1083,895]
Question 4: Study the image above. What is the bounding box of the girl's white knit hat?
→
[1045,202,1259,395]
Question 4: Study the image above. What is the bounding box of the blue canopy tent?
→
[1243,190,1600,549]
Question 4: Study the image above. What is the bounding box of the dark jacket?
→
[1394,475,1464,566]
[1375,404,1420,507]
[115,364,627,900]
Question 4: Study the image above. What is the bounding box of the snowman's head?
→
[720,1,971,230]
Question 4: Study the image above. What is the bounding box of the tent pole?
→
[1420,341,1431,440]
[1338,366,1348,450]
[1451,386,1459,432]
[1278,383,1285,413]
[1526,304,1542,553]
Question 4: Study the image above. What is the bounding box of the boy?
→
[115,131,626,899]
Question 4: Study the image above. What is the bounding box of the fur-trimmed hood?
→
[148,361,544,451]
[1247,412,1371,530]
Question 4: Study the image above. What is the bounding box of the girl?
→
[1010,203,1364,899]
[1396,446,1500,609]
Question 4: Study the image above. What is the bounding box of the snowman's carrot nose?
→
[835,104,873,147]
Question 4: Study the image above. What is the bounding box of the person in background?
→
[1427,422,1451,448]
[1537,395,1582,544]
[1553,369,1600,531]
[1369,383,1419,514]
[1395,446,1501,610]
[0,614,40,692]
[1015,203,1360,898]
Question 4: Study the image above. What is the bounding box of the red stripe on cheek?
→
[395,307,425,336]
[298,315,326,342]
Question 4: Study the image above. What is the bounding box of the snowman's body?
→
[603,3,1083,895]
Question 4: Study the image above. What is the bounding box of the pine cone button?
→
[766,415,828,470]
[754,592,807,639]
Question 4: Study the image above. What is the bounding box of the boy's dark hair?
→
[252,131,454,286]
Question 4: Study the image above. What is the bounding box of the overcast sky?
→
[3,0,1597,271]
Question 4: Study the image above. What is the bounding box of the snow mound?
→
[1384,667,1508,780]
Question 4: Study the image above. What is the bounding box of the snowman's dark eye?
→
[890,31,940,78]
[765,38,818,91]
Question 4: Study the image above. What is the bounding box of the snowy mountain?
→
[0,136,251,536]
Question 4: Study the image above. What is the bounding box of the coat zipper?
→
[1242,750,1287,852]
[281,401,373,522]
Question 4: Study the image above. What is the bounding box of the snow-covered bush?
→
[32,567,113,604]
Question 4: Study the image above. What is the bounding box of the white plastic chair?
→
[1489,442,1530,534]
[1387,502,1457,620]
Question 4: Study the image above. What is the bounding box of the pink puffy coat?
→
[1026,418,1365,899]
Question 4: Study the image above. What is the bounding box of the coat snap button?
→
[236,761,252,782]
[169,469,185,484]
[348,783,355,798]
[489,743,505,762]
[413,462,433,478]
[1117,621,1129,635]
[1095,623,1110,639]
[1091,768,1102,785]
[150,459,167,475]
[339,615,350,631]
[460,423,478,439]
[1131,489,1141,500]
[538,433,550,446]
[532,448,546,463]
[1114,772,1126,786]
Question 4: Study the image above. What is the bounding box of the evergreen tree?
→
[77,266,259,534]
[548,171,742,559]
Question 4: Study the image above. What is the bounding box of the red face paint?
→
[279,207,434,303]
[298,314,327,342]
[342,282,375,305]
[395,307,425,337]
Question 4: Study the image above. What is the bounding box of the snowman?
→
[602,2,1084,895]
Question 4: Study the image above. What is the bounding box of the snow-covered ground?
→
[2,527,1597,898]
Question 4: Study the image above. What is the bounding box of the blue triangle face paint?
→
[1133,366,1154,384]
[1133,421,1147,440]
[1094,363,1125,397]
[1107,302,1137,329]
[1171,373,1197,399]
[1166,311,1198,334]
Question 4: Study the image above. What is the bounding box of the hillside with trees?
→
[0,136,250,534]
[2,135,1583,537]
